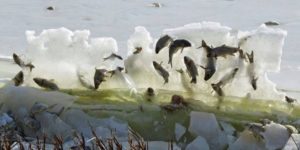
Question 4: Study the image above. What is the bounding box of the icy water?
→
[64,88,300,141]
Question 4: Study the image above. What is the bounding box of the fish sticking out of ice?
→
[0,22,287,101]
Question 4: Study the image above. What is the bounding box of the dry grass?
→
[0,128,175,150]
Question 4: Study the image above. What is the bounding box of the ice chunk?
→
[121,141,181,150]
[186,136,210,150]
[175,123,186,141]
[61,109,128,141]
[35,112,72,140]
[262,122,290,150]
[229,131,266,150]
[0,113,13,127]
[282,134,300,150]
[188,111,227,150]
[0,85,74,115]
[220,121,236,135]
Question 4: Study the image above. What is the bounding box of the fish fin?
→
[246,51,254,63]
[118,56,123,60]
[199,65,206,70]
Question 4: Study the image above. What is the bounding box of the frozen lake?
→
[0,0,299,95]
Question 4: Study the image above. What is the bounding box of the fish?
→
[238,49,247,60]
[107,66,124,77]
[246,51,258,90]
[25,63,35,72]
[151,2,162,8]
[153,61,169,84]
[168,39,192,67]
[146,87,155,97]
[176,69,193,92]
[210,45,241,58]
[211,68,239,97]
[285,96,296,103]
[93,69,107,90]
[171,95,187,106]
[33,78,59,90]
[246,51,254,63]
[217,68,239,86]
[200,56,216,81]
[259,118,272,126]
[13,53,35,71]
[211,83,224,97]
[251,77,258,90]
[183,56,198,83]
[199,40,241,58]
[12,71,24,86]
[103,53,123,61]
[133,47,143,54]
[264,21,280,26]
[198,40,214,57]
[155,35,173,54]
[246,122,265,140]
[13,53,23,67]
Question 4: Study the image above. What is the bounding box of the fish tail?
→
[190,78,197,84]
[168,59,172,67]
[164,78,168,84]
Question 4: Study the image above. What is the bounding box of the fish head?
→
[147,87,154,96]
[117,66,124,71]
[201,40,207,47]
[204,69,215,81]
[33,78,43,84]
[184,56,191,64]
[153,61,160,68]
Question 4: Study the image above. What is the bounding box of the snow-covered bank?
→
[0,22,287,101]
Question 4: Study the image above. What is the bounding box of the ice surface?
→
[282,134,300,150]
[175,123,186,141]
[188,111,227,150]
[229,131,266,150]
[262,122,290,150]
[186,136,210,150]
